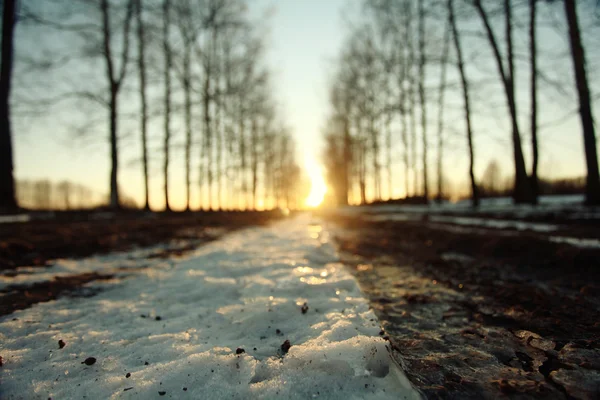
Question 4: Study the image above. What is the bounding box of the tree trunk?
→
[449,0,479,207]
[0,0,17,211]
[184,56,192,211]
[251,118,258,210]
[202,41,212,211]
[163,0,171,211]
[343,111,351,205]
[135,0,150,211]
[407,2,417,197]
[385,104,392,200]
[436,18,451,203]
[109,88,119,208]
[418,0,428,202]
[215,82,222,211]
[530,0,539,204]
[564,0,600,205]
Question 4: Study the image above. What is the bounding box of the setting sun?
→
[305,156,327,208]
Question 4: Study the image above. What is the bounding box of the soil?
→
[323,211,600,399]
[0,210,286,272]
[0,210,287,316]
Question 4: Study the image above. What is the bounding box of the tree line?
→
[0,0,304,212]
[15,178,138,210]
[323,0,600,207]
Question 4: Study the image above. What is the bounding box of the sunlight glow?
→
[304,156,327,208]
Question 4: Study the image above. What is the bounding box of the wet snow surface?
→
[0,215,419,400]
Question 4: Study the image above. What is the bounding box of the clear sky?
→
[12,0,600,208]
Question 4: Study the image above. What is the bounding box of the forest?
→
[323,0,600,206]
[1,0,305,212]
[0,0,599,212]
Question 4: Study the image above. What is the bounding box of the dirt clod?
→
[82,357,96,366]
[281,340,291,354]
[301,302,309,314]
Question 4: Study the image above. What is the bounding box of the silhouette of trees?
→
[15,178,135,210]
[323,0,599,207]
[481,159,502,197]
[5,0,303,212]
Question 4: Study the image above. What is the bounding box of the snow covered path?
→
[0,215,419,400]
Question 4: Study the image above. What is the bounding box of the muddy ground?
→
[2,208,599,398]
[0,210,287,316]
[322,211,600,399]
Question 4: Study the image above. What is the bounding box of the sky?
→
[12,0,600,209]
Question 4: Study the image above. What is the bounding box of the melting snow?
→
[0,215,419,400]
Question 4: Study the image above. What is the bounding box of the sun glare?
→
[305,156,327,208]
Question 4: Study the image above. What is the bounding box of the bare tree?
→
[436,18,451,203]
[418,0,429,201]
[563,0,600,205]
[100,0,134,209]
[473,0,532,204]
[162,0,172,211]
[406,0,417,197]
[0,0,18,211]
[529,0,539,204]
[449,0,479,207]
[135,0,150,210]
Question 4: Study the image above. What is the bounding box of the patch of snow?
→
[549,236,600,249]
[0,214,31,224]
[362,214,558,232]
[440,253,474,264]
[339,194,597,220]
[0,215,419,400]
[365,214,420,223]
[429,216,558,232]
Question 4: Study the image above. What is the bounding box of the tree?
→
[481,159,502,196]
[449,0,479,207]
[563,0,600,205]
[473,0,532,204]
[0,0,18,211]
[135,0,150,210]
[436,19,451,202]
[101,0,135,209]
[530,0,539,204]
[162,0,172,211]
[418,0,429,201]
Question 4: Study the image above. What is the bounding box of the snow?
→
[0,214,31,224]
[549,236,600,249]
[341,194,598,220]
[365,214,558,232]
[428,216,558,232]
[0,215,419,400]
